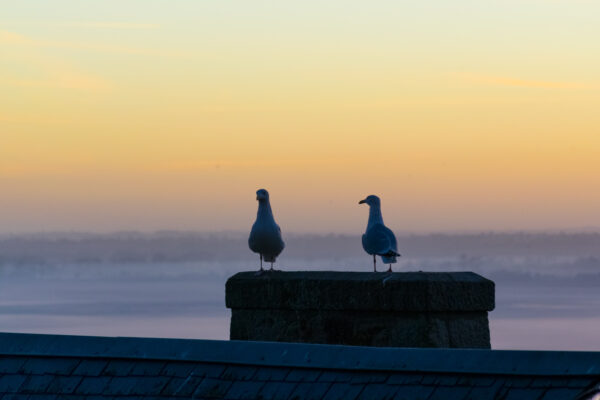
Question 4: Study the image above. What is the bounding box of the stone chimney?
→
[225,271,495,348]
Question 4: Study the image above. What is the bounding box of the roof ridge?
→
[1,332,599,376]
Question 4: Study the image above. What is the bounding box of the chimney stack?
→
[226,271,495,348]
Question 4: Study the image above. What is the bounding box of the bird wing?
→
[383,224,399,255]
[363,223,395,256]
[248,221,261,253]
[276,224,285,251]
[262,223,285,262]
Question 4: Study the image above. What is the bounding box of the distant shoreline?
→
[0,231,599,266]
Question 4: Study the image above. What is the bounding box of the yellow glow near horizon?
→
[1,1,599,233]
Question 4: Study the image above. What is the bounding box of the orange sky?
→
[1,1,599,233]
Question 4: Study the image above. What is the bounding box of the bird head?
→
[359,195,380,207]
[256,188,270,202]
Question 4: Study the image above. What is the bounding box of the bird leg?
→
[387,264,392,273]
[259,254,263,271]
[373,255,377,272]
[270,262,274,271]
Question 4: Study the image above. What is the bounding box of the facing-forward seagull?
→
[248,188,285,271]
[359,195,400,272]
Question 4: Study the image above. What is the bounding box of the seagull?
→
[249,188,285,271]
[359,195,400,272]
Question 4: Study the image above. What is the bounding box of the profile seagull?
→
[359,195,401,272]
[249,189,285,271]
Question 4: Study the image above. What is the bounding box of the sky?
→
[1,0,599,234]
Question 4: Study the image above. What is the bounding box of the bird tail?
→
[381,251,401,264]
[381,255,397,264]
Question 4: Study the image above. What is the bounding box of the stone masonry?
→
[226,271,495,348]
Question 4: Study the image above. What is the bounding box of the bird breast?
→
[249,223,284,254]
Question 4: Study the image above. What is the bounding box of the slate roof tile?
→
[392,385,435,400]
[455,376,476,386]
[567,378,596,388]
[140,397,173,400]
[531,378,554,388]
[493,377,507,387]
[386,373,423,385]
[318,371,353,383]
[130,361,166,376]
[161,361,196,377]
[80,396,109,400]
[549,378,569,387]
[70,396,104,400]
[170,375,204,396]
[21,358,79,375]
[160,377,187,396]
[19,374,54,394]
[322,383,364,400]
[503,387,546,400]
[102,360,135,376]
[458,376,496,387]
[110,397,151,400]
[464,381,505,400]
[257,381,299,400]
[436,375,460,386]
[46,376,82,394]
[541,388,584,400]
[505,377,533,388]
[26,395,58,400]
[104,376,142,395]
[350,372,388,384]
[220,365,257,381]
[420,375,437,385]
[0,374,27,393]
[192,363,227,378]
[224,380,266,400]
[193,377,233,398]
[0,357,26,374]
[428,385,471,400]
[129,376,170,396]
[72,360,107,376]
[357,383,399,400]
[1,394,31,400]
[73,376,111,395]
[289,382,332,400]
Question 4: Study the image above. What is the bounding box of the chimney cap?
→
[226,271,494,312]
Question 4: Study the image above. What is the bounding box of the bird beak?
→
[358,199,366,204]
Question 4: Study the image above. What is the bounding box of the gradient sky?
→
[1,1,599,233]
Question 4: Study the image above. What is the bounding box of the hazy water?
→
[0,257,598,350]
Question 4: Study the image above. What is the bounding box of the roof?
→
[0,332,599,399]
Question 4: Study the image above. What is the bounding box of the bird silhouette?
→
[359,195,400,272]
[249,189,285,271]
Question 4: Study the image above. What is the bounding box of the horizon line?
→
[2,228,600,238]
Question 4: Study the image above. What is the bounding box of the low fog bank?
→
[1,230,599,264]
[0,232,599,350]
[2,232,600,285]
